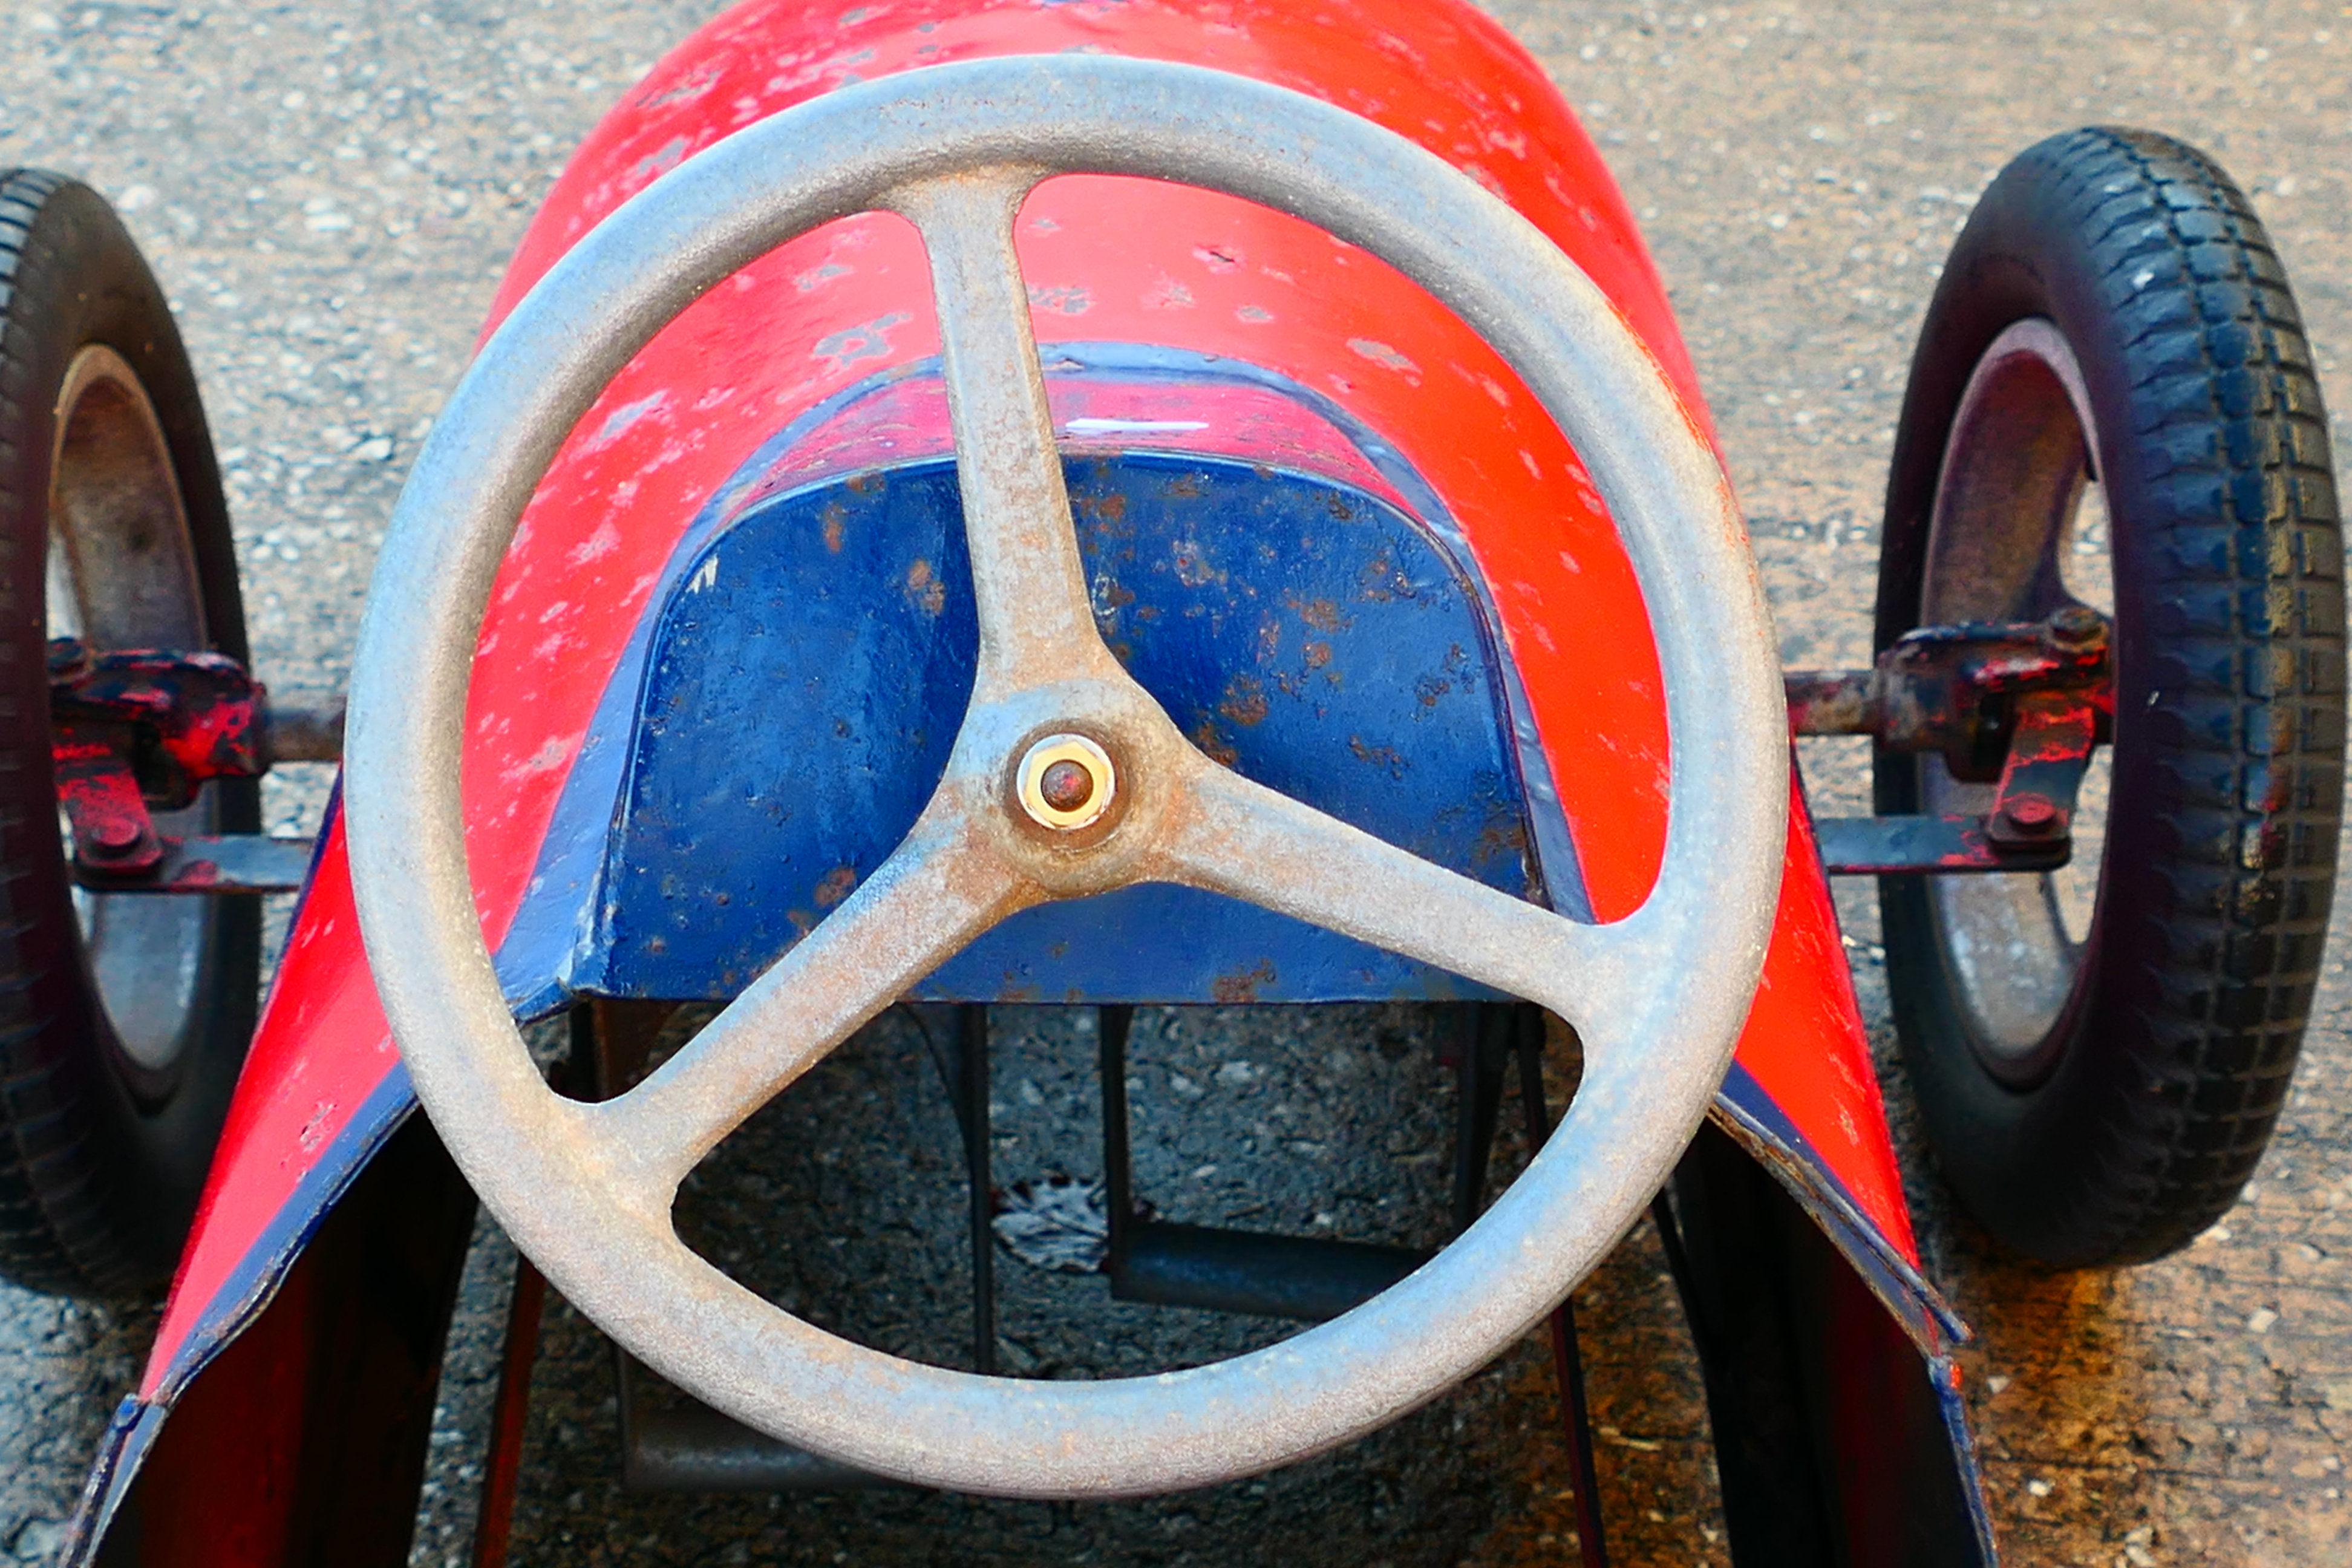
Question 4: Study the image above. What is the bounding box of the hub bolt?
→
[1017,734,1116,832]
[1039,759,1094,814]
[89,818,143,855]
[1998,796,2060,836]
[2042,604,2109,655]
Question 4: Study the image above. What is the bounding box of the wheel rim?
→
[46,343,220,1082]
[1918,318,2114,1084]
[344,56,1788,1496]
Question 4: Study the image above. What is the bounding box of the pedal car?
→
[2,1,2335,1563]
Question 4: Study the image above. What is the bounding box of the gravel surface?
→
[4,2,2351,1564]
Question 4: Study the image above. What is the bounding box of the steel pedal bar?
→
[1812,814,2071,877]
[71,832,317,893]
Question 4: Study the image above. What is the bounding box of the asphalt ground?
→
[2,2,2350,1564]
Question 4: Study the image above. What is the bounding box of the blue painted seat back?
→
[578,452,1540,1003]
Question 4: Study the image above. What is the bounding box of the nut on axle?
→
[1016,733,1117,831]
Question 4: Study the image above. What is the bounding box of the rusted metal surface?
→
[342,56,1785,1500]
[1982,690,2098,850]
[1795,607,2109,875]
[262,694,345,765]
[45,642,325,893]
[1784,605,2111,766]
[51,733,165,877]
[47,640,266,803]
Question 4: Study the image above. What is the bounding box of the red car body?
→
[65,3,1993,1562]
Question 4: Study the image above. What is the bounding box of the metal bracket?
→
[79,834,319,894]
[53,731,315,894]
[53,730,166,875]
[1785,606,2110,763]
[48,640,333,893]
[1094,1005,1509,1323]
[1790,607,2109,876]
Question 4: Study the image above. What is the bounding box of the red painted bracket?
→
[53,728,166,877]
[48,639,267,806]
[1792,607,2109,877]
[47,641,318,893]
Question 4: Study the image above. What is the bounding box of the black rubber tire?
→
[1874,129,2344,1267]
[0,169,261,1298]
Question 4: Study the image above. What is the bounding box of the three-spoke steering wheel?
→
[344,56,1786,1498]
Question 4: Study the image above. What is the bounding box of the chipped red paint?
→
[137,0,1925,1408]
[52,733,165,875]
[48,645,268,794]
[1987,691,2100,845]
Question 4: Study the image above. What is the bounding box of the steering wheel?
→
[344,56,1786,1498]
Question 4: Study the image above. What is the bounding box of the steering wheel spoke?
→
[892,170,1119,699]
[1156,759,1635,1048]
[592,789,1034,1196]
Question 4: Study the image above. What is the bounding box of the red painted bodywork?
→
[139,0,1922,1413]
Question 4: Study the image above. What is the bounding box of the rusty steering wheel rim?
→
[344,56,1786,1498]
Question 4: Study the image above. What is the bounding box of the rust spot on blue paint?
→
[1212,960,1278,1004]
[1219,676,1270,728]
[904,558,946,616]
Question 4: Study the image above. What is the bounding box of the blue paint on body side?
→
[581,454,1537,1003]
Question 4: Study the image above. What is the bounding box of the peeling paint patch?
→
[1347,338,1420,377]
[1218,676,1270,728]
[1064,417,1209,437]
[506,736,573,783]
[794,261,852,292]
[1171,538,1226,587]
[1190,717,1238,767]
[1236,305,1274,324]
[1287,594,1348,633]
[1143,275,1195,310]
[635,63,723,111]
[567,520,622,567]
[812,310,911,371]
[587,390,670,451]
[688,555,720,595]
[627,135,692,187]
[1027,283,1093,315]
[1348,736,1409,779]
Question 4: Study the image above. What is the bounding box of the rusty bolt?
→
[1998,795,2061,836]
[85,818,145,858]
[1016,734,1117,832]
[2042,604,2109,655]
[1039,758,1095,814]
